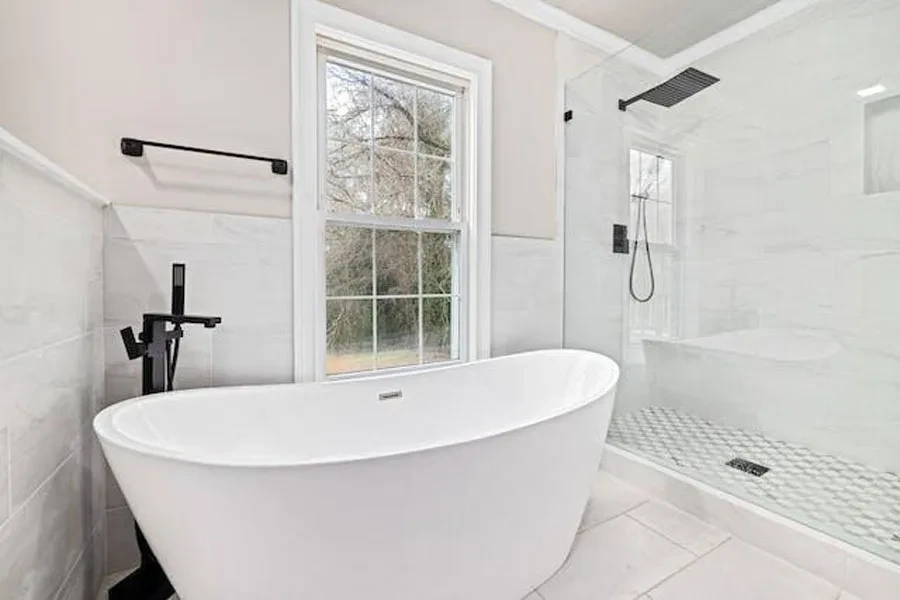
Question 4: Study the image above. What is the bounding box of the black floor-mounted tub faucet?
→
[110,263,221,600]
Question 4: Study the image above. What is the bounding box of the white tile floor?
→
[99,472,855,600]
[527,472,849,600]
[609,406,900,563]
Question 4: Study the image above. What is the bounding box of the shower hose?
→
[629,196,656,303]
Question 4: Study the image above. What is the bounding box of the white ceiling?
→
[542,0,782,58]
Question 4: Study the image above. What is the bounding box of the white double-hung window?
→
[293,4,491,381]
[627,147,680,341]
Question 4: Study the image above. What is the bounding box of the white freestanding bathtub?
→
[95,350,619,600]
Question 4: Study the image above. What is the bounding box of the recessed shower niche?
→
[865,92,900,194]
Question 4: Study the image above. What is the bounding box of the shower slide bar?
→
[120,137,290,175]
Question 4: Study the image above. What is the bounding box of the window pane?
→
[417,88,453,158]
[375,229,418,296]
[372,76,415,151]
[423,232,453,294]
[658,203,673,245]
[326,63,371,143]
[658,158,673,203]
[639,153,659,200]
[418,157,452,219]
[326,225,372,297]
[327,140,371,213]
[423,297,455,363]
[376,298,419,368]
[629,149,642,195]
[327,299,373,375]
[374,148,415,217]
[645,200,660,244]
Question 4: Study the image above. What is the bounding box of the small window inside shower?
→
[629,149,675,245]
[628,148,679,344]
[865,94,900,195]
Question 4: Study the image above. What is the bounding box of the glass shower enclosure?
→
[563,0,900,564]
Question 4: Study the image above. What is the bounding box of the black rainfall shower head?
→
[619,68,720,112]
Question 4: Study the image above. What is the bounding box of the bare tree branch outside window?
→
[323,60,459,374]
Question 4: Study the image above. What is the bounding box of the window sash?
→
[319,44,468,378]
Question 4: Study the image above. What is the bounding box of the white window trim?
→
[291,0,493,382]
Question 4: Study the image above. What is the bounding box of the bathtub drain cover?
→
[726,458,770,477]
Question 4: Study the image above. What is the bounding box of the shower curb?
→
[602,444,900,600]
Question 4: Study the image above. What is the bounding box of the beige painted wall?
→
[0,0,558,238]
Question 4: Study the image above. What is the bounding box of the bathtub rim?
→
[94,349,619,469]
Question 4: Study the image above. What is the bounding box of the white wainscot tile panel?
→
[211,331,294,387]
[539,515,694,600]
[104,206,292,340]
[491,236,562,356]
[0,452,92,600]
[0,335,98,510]
[57,524,106,600]
[0,156,103,360]
[647,539,839,600]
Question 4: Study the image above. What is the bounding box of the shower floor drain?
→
[726,457,770,477]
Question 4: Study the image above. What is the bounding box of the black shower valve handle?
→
[120,327,146,360]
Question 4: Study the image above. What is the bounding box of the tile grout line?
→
[623,511,706,559]
[50,529,100,600]
[0,330,93,370]
[643,537,735,598]
[0,446,78,537]
[578,498,651,535]
[624,507,733,560]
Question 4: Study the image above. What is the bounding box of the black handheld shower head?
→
[619,68,720,112]
[172,263,186,316]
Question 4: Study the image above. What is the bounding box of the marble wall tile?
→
[54,524,106,600]
[0,336,97,511]
[211,331,294,387]
[0,452,92,600]
[0,146,105,600]
[491,235,563,356]
[0,155,104,361]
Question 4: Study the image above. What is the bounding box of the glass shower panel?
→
[564,0,900,565]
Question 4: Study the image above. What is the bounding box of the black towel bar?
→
[121,137,289,175]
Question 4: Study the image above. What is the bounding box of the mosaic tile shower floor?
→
[608,405,900,563]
